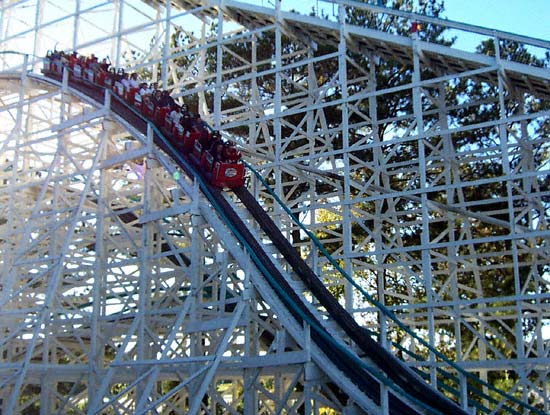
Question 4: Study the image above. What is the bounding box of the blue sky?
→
[442,0,550,41]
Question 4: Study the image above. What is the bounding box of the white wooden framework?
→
[1,0,549,414]
[0,70,385,414]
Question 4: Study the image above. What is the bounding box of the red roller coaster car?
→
[43,50,246,189]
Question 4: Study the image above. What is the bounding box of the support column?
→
[72,0,80,50]
[136,123,155,389]
[214,1,224,129]
[273,0,283,225]
[161,0,171,88]
[88,117,115,406]
[337,3,354,313]
[32,0,44,71]
[411,34,437,386]
[495,36,527,406]
[114,0,124,69]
